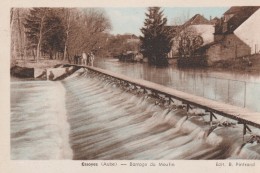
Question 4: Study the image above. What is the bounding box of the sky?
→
[105,7,230,36]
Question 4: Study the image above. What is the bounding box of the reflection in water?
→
[95,58,260,112]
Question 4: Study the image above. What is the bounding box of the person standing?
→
[87,53,90,66]
[82,51,87,65]
[90,52,95,66]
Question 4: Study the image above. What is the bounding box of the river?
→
[10,66,260,160]
[94,57,260,112]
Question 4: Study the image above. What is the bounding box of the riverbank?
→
[209,54,260,74]
[11,54,260,75]
[11,58,67,69]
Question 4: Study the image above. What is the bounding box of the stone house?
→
[168,14,215,58]
[202,6,260,65]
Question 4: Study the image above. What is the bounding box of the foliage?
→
[24,8,48,49]
[41,13,66,59]
[12,7,111,62]
[140,7,174,66]
[105,34,140,57]
[66,8,111,58]
[175,26,206,67]
[177,27,204,58]
[10,8,29,61]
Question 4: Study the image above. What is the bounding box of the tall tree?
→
[140,7,174,66]
[62,8,73,60]
[11,8,27,62]
[24,8,49,62]
[66,8,111,57]
[20,8,111,63]
[42,13,65,59]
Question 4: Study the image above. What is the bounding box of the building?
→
[203,6,260,65]
[168,14,215,58]
[126,34,140,43]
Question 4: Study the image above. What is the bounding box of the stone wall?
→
[206,34,251,65]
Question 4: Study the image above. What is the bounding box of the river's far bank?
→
[166,54,260,75]
[11,53,260,79]
[208,54,260,75]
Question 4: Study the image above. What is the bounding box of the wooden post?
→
[186,103,190,112]
[186,104,190,119]
[235,44,237,58]
[143,87,147,94]
[214,77,217,100]
[227,80,230,103]
[168,96,171,104]
[239,122,252,142]
[210,112,217,126]
[210,112,213,126]
[244,82,246,108]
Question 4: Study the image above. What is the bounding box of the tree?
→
[42,12,65,59]
[177,27,204,58]
[61,8,73,61]
[176,26,205,67]
[10,8,28,63]
[14,7,111,64]
[65,8,111,59]
[24,8,49,62]
[103,34,140,57]
[140,7,174,66]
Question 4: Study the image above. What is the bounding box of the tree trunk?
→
[32,49,36,60]
[49,48,53,59]
[10,9,17,61]
[36,15,45,62]
[17,9,24,60]
[23,26,27,63]
[63,9,71,61]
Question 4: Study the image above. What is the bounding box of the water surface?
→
[10,68,260,159]
[95,58,260,112]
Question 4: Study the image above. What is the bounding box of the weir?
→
[11,64,260,159]
[62,64,260,140]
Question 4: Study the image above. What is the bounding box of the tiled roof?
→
[183,14,211,28]
[215,6,260,34]
[227,7,259,31]
[224,7,242,15]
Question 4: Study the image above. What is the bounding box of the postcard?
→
[1,0,260,173]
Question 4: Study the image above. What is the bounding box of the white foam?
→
[11,81,73,160]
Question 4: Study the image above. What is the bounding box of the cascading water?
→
[11,67,260,160]
[11,80,73,159]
